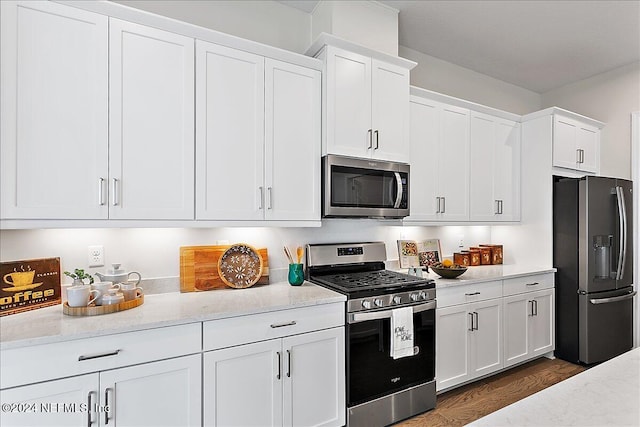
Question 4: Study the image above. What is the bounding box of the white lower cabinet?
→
[436,298,503,391]
[204,327,345,427]
[503,288,555,368]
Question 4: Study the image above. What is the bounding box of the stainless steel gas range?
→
[306,242,437,427]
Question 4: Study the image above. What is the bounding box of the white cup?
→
[67,284,99,307]
[91,281,120,306]
[101,288,125,306]
[120,281,143,302]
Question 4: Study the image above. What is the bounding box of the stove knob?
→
[374,298,384,307]
[419,291,427,300]
[410,293,419,302]
[392,296,402,304]
[362,300,372,309]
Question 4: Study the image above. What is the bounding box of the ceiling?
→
[278,0,640,93]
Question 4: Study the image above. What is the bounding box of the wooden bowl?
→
[431,266,467,279]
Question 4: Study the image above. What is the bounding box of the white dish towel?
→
[391,307,414,359]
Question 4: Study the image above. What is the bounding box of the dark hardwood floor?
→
[397,357,586,426]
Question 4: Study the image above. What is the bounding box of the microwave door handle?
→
[393,172,403,208]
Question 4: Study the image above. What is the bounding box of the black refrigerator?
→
[553,176,635,364]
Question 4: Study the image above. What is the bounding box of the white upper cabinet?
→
[195,42,265,221]
[470,112,521,222]
[196,42,321,222]
[406,95,470,222]
[553,114,600,173]
[320,44,412,162]
[109,19,195,220]
[0,1,109,219]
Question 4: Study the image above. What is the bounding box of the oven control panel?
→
[338,246,363,256]
[347,288,436,313]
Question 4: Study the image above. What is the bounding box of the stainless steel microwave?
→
[322,154,410,218]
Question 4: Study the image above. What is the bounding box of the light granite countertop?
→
[470,347,640,426]
[399,264,556,289]
[0,281,345,350]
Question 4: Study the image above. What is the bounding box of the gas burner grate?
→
[318,270,426,289]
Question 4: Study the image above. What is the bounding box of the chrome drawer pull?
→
[276,351,281,380]
[526,282,540,286]
[87,391,95,427]
[270,320,297,328]
[104,388,113,425]
[465,292,480,296]
[78,349,121,361]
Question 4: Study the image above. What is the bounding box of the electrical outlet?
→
[88,245,104,267]
[458,235,465,248]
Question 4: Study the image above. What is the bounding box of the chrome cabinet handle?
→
[270,320,296,328]
[436,197,441,213]
[528,300,534,316]
[441,197,446,213]
[576,149,581,163]
[526,282,539,286]
[258,187,264,210]
[468,312,475,331]
[474,312,479,330]
[499,200,503,214]
[495,200,500,214]
[104,388,113,425]
[367,129,373,149]
[533,300,538,316]
[87,391,95,427]
[98,178,105,206]
[267,187,273,209]
[276,351,281,380]
[374,130,379,149]
[286,349,291,378]
[580,149,585,163]
[112,178,119,206]
[465,292,480,296]
[78,349,121,361]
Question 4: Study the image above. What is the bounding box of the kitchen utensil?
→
[430,266,467,279]
[284,246,294,264]
[217,243,264,289]
[296,246,303,264]
[288,263,304,286]
[91,281,121,306]
[66,284,99,307]
[179,245,269,292]
[101,288,125,305]
[95,263,141,285]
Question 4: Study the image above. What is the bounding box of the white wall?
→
[114,0,312,54]
[0,224,490,283]
[541,62,640,180]
[400,46,541,115]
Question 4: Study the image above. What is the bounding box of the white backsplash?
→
[0,222,493,284]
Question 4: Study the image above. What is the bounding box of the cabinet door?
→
[100,354,201,427]
[529,289,555,357]
[503,293,530,368]
[371,59,410,162]
[406,97,440,221]
[195,41,265,220]
[0,374,98,427]
[204,340,282,427]
[109,19,194,220]
[282,327,345,427]
[576,125,598,173]
[553,115,580,170]
[0,1,108,219]
[439,106,470,221]
[325,46,372,158]
[494,119,521,221]
[436,305,471,391]
[265,59,321,221]
[469,112,497,221]
[469,299,503,378]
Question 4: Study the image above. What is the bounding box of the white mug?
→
[120,281,143,302]
[67,284,99,307]
[91,281,120,306]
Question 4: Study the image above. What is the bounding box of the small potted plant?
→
[63,268,95,286]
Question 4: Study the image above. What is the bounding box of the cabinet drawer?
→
[1,323,201,389]
[203,302,344,351]
[437,280,503,308]
[503,273,554,296]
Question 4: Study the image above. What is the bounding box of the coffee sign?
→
[1,258,61,316]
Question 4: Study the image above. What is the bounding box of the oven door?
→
[323,154,409,218]
[346,301,435,407]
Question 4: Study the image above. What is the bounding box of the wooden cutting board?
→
[180,245,269,292]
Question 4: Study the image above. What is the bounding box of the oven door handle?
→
[347,301,436,324]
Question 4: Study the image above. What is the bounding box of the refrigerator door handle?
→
[615,186,628,280]
[589,291,637,305]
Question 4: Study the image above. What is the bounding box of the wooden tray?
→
[180,245,269,292]
[63,294,144,316]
